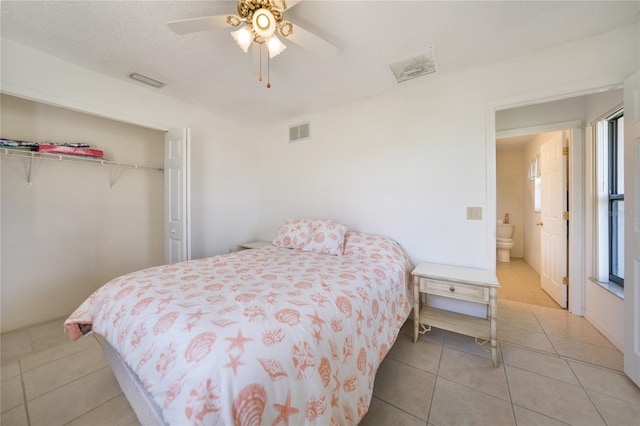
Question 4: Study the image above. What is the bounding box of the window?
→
[607,110,624,286]
[594,107,624,287]
[534,177,541,213]
[528,155,541,213]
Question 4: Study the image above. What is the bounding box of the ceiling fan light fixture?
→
[231,27,253,53]
[266,35,286,58]
[252,8,276,38]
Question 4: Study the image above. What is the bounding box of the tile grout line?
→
[499,313,582,426]
[564,356,628,376]
[368,395,426,425]
[498,343,518,425]
[375,354,437,423]
[532,310,625,372]
[503,360,610,424]
[25,365,113,407]
[2,331,109,426]
[18,360,32,426]
[424,334,446,426]
[428,340,517,416]
[20,342,101,374]
[566,361,610,426]
[528,302,562,358]
[62,393,124,426]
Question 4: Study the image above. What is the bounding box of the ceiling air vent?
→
[289,122,310,143]
[389,47,438,83]
[128,72,166,89]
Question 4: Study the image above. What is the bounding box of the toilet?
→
[496,219,515,262]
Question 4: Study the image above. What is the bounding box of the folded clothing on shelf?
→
[37,145,104,158]
[0,138,39,149]
[1,138,96,154]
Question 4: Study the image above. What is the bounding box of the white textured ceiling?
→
[1,1,638,125]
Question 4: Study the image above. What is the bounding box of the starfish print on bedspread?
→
[224,353,244,375]
[272,391,300,426]
[225,329,253,353]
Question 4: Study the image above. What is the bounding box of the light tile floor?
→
[2,261,638,425]
[496,258,561,309]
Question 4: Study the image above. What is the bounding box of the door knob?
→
[536,221,544,226]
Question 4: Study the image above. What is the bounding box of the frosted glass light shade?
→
[266,35,286,58]
[231,27,252,53]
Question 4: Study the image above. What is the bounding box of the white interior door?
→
[624,71,640,387]
[540,132,568,308]
[164,128,191,264]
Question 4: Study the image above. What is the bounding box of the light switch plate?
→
[467,207,482,220]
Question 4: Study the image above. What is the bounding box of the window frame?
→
[607,110,624,286]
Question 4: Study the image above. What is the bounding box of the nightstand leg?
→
[489,287,498,367]
[413,275,419,343]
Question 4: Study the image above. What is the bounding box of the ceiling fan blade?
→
[285,0,302,10]
[167,15,228,35]
[286,24,337,59]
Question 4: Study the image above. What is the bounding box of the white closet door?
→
[164,128,191,264]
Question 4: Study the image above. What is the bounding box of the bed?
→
[65,224,413,425]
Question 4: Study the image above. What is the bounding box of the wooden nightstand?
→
[238,241,271,250]
[412,262,501,367]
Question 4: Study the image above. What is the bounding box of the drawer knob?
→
[449,286,455,293]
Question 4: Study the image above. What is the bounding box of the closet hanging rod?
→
[0,148,164,172]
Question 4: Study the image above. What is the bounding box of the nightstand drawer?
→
[419,278,489,303]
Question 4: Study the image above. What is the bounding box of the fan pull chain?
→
[267,54,271,88]
[256,43,271,88]
[258,44,263,82]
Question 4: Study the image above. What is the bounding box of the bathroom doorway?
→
[493,89,625,313]
[495,131,566,309]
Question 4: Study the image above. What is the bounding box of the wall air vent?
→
[289,122,310,143]
[388,47,438,83]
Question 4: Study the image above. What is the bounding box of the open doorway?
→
[493,89,623,312]
[489,79,639,386]
[495,131,567,309]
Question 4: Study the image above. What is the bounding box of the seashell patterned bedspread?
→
[64,231,413,425]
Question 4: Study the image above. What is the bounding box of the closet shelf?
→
[1,147,163,188]
[0,148,164,172]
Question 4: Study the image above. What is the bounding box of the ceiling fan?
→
[167,0,337,87]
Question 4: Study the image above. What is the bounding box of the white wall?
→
[496,149,524,258]
[252,82,491,268]
[1,94,165,331]
[249,25,638,270]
